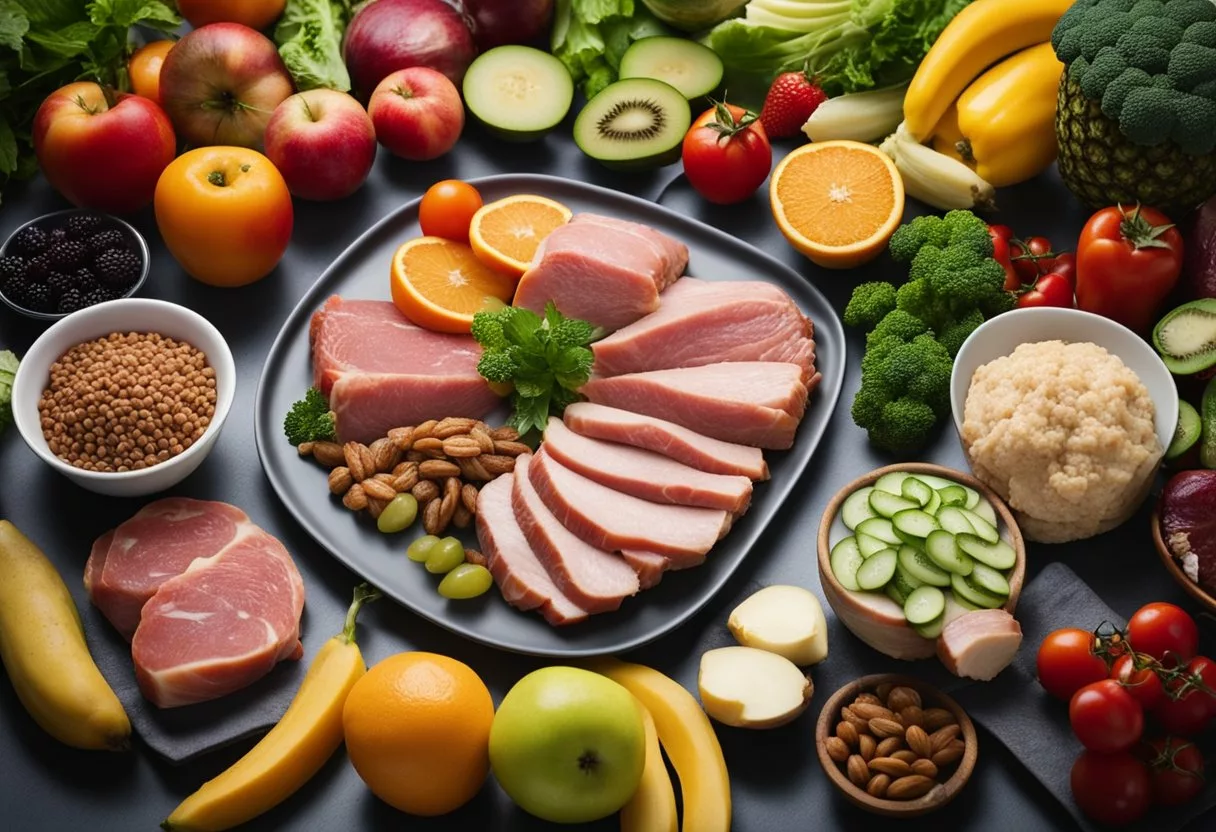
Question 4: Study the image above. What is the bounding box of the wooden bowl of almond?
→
[815,674,977,817]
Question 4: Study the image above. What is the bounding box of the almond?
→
[342,482,368,511]
[875,737,903,758]
[470,425,496,454]
[911,759,938,779]
[312,441,345,468]
[434,417,477,439]
[439,477,460,526]
[297,441,315,456]
[868,718,905,739]
[866,773,891,798]
[392,460,417,478]
[824,737,850,764]
[412,437,444,455]
[366,496,388,519]
[841,707,868,733]
[905,725,932,759]
[846,755,870,788]
[874,682,894,702]
[891,749,919,765]
[458,456,493,482]
[369,437,401,473]
[411,480,440,504]
[442,436,483,458]
[900,705,924,729]
[932,739,965,768]
[422,496,444,535]
[868,757,912,778]
[923,708,956,732]
[930,724,961,753]
[343,442,373,482]
[851,703,895,722]
[392,467,419,493]
[452,503,473,529]
[387,426,415,451]
[480,454,516,476]
[462,483,480,515]
[405,450,427,463]
[489,425,520,442]
[413,419,438,441]
[886,775,936,801]
[887,686,922,713]
[493,439,531,457]
[361,477,396,502]
[465,547,487,566]
[858,734,876,762]
[853,693,883,707]
[328,466,353,495]
[419,459,461,480]
[835,720,859,748]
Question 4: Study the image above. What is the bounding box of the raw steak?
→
[513,213,688,332]
[562,402,769,481]
[592,278,817,381]
[581,362,812,450]
[476,474,589,626]
[310,296,500,443]
[542,417,752,513]
[528,448,729,563]
[512,454,639,613]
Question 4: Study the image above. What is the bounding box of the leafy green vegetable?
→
[0,349,18,436]
[0,0,181,205]
[275,0,354,92]
[284,387,337,445]
[552,0,671,99]
[471,303,596,438]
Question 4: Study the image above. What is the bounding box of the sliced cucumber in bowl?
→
[857,549,898,591]
[841,486,877,530]
[904,586,946,626]
[898,544,952,587]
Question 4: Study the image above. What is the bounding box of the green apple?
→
[489,666,646,824]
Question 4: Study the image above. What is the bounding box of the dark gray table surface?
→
[0,123,1206,831]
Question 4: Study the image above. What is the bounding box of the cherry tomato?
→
[1047,251,1076,290]
[1140,737,1205,806]
[1016,271,1074,309]
[1164,656,1216,723]
[1127,602,1199,667]
[682,101,772,206]
[419,179,483,241]
[1037,628,1110,700]
[1070,750,1151,826]
[1011,235,1055,283]
[1112,653,1165,710]
[1154,690,1213,737]
[989,225,1019,291]
[1070,679,1145,752]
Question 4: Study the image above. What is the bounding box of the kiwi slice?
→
[573,78,690,171]
[1169,399,1202,460]
[1153,298,1216,374]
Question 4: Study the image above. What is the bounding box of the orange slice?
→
[468,194,573,277]
[770,140,905,270]
[390,237,517,334]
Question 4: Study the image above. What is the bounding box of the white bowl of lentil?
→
[10,298,235,497]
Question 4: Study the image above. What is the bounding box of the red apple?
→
[32,82,176,215]
[264,89,378,201]
[367,67,464,161]
[159,22,294,149]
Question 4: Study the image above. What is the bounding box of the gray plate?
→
[254,173,845,657]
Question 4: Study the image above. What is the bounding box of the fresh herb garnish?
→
[283,386,336,446]
[0,349,19,436]
[470,303,596,438]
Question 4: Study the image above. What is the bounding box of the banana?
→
[163,584,380,832]
[589,658,730,832]
[0,520,130,751]
[620,702,678,832]
[902,0,1074,141]
[880,123,998,212]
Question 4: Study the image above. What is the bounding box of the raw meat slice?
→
[132,525,306,708]
[85,498,249,640]
[529,448,729,563]
[592,278,817,381]
[512,454,640,613]
[475,474,589,626]
[581,362,812,449]
[621,550,669,589]
[310,296,500,443]
[569,214,689,284]
[542,417,752,513]
[563,402,769,481]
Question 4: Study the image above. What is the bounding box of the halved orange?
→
[390,237,517,334]
[770,140,905,270]
[468,194,572,277]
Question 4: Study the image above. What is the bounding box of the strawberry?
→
[760,69,828,139]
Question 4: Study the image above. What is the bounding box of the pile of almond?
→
[299,417,529,536]
[823,682,966,801]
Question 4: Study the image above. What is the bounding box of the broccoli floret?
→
[852,330,954,453]
[843,282,898,329]
[855,397,939,455]
[868,309,931,345]
[938,308,986,357]
[283,387,335,446]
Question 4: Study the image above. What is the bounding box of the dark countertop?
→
[0,124,1204,831]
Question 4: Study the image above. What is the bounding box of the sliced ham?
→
[621,550,670,589]
[512,454,639,613]
[542,417,752,514]
[310,296,500,443]
[512,213,688,332]
[563,402,769,481]
[592,278,817,382]
[581,362,812,450]
[475,474,589,626]
[936,609,1023,682]
[529,448,729,563]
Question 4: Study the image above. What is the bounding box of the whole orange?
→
[342,652,495,817]
[154,146,293,287]
[128,40,175,103]
[176,0,287,31]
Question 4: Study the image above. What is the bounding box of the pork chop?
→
[620,550,670,589]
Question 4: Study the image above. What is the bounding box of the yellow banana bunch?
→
[620,703,678,832]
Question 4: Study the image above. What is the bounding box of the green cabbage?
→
[275,0,353,92]
[552,0,671,99]
[640,0,746,31]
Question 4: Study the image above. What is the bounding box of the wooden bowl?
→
[1151,510,1216,614]
[815,673,978,817]
[816,463,1027,661]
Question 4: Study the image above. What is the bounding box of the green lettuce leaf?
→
[275,0,353,91]
[552,0,671,98]
[0,350,19,436]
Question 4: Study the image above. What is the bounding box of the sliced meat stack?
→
[513,213,689,332]
[310,296,500,443]
[84,498,306,708]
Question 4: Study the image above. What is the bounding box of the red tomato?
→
[1112,653,1165,710]
[989,225,1019,291]
[1016,272,1074,309]
[1037,628,1110,700]
[682,102,772,206]
[1011,235,1055,283]
[1154,690,1213,737]
[1141,737,1205,806]
[1075,204,1184,332]
[1127,602,1199,667]
[419,179,483,242]
[1047,251,1077,289]
[1070,750,1152,826]
[1070,679,1145,752]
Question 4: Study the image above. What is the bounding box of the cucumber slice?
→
[936,506,976,537]
[618,36,723,100]
[923,488,942,516]
[913,612,946,639]
[830,536,864,591]
[873,471,911,495]
[955,533,1017,570]
[869,489,919,518]
[885,583,909,608]
[969,496,999,528]
[924,529,975,576]
[951,572,1006,609]
[904,586,946,625]
[957,508,999,544]
[856,517,901,546]
[951,591,983,611]
[573,78,691,170]
[937,485,968,507]
[892,508,940,540]
[893,562,924,593]
[908,473,955,490]
[963,486,981,510]
[856,549,897,590]
[841,486,877,530]
[898,544,952,587]
[462,46,574,141]
[894,526,928,548]
[857,533,888,558]
[901,477,934,507]
[968,562,1011,597]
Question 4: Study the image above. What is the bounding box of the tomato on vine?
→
[1069,679,1144,752]
[1140,737,1205,806]
[1070,750,1151,826]
[1127,602,1199,667]
[1037,627,1111,700]
[1112,653,1165,710]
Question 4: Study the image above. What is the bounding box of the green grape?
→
[407,535,441,563]
[424,537,466,574]
[377,494,419,534]
[438,564,493,599]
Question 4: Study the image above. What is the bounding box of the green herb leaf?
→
[0,2,28,53]
[0,349,20,436]
[283,386,337,445]
[0,118,17,175]
[89,0,181,30]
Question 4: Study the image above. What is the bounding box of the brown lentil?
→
[38,332,216,473]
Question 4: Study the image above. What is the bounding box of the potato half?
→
[727,585,829,665]
[697,646,813,729]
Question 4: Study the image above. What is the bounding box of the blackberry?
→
[88,229,125,254]
[21,281,53,313]
[47,272,76,300]
[25,254,51,283]
[48,228,67,247]
[65,214,103,240]
[10,225,48,257]
[0,274,27,303]
[94,247,142,288]
[0,256,24,284]
[57,288,86,315]
[82,285,114,308]
[48,240,88,271]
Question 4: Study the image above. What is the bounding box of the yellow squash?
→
[0,520,130,751]
[903,0,1074,141]
[620,703,678,832]
[163,585,380,832]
